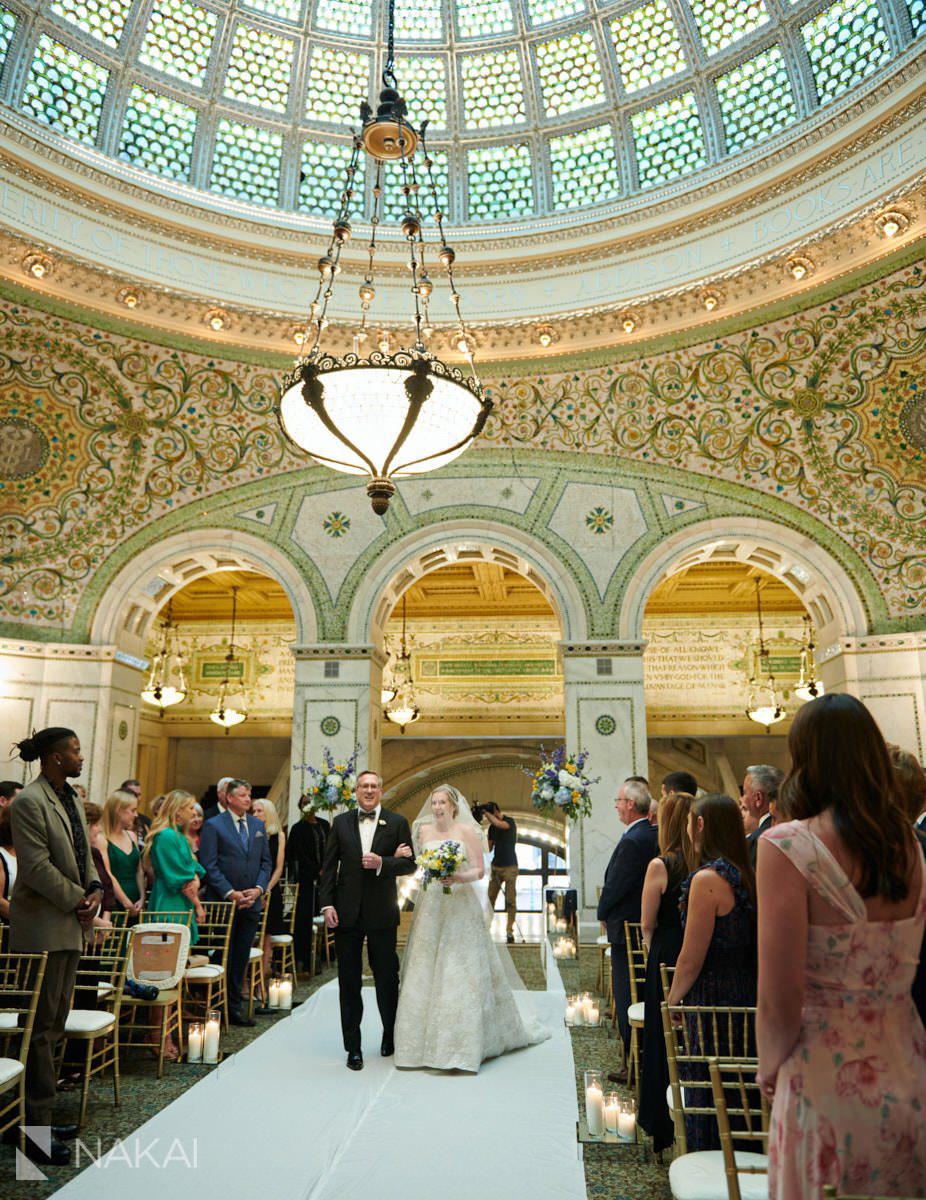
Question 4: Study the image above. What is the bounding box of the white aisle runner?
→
[53,981,585,1200]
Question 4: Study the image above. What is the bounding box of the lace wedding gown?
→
[394,840,549,1071]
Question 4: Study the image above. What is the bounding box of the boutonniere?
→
[378,820,386,826]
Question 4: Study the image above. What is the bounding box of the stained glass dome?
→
[0,0,922,225]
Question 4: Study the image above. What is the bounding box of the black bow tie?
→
[358,810,376,822]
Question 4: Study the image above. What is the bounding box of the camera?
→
[471,802,497,822]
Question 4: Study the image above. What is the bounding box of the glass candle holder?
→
[603,1091,620,1135]
[203,1010,221,1064]
[618,1097,637,1142]
[279,972,294,1011]
[268,976,282,1009]
[186,1022,203,1063]
[584,1070,604,1136]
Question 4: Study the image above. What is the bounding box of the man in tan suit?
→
[9,727,101,1166]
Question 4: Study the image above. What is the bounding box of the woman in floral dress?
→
[758,693,926,1198]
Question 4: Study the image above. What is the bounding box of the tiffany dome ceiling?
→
[0,0,922,223]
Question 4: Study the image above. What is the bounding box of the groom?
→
[319,770,415,1070]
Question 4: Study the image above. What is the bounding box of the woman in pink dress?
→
[758,693,926,1198]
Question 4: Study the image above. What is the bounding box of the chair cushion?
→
[0,1012,19,1031]
[66,1010,116,1035]
[269,934,292,945]
[184,964,224,980]
[628,1001,645,1025]
[312,916,325,926]
[97,983,115,1000]
[669,1150,768,1200]
[248,947,262,961]
[0,1057,23,1091]
[596,934,609,945]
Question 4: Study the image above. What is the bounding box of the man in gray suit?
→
[743,764,784,867]
[9,727,101,1166]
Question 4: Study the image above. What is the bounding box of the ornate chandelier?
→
[385,594,419,731]
[210,586,247,733]
[141,603,187,715]
[278,0,493,515]
[794,614,825,703]
[745,581,786,730]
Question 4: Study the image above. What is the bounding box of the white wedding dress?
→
[394,838,550,1072]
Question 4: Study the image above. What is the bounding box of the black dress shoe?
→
[346,1051,363,1071]
[254,1006,274,1016]
[230,1013,256,1027]
[506,933,515,944]
[22,1136,70,1166]
[51,1123,80,1141]
[381,1035,394,1057]
[607,1069,628,1085]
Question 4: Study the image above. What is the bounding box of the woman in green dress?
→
[143,789,206,941]
[98,789,145,914]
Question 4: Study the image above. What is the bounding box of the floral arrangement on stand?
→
[295,746,360,813]
[528,746,599,822]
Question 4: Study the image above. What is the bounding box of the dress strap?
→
[763,820,866,923]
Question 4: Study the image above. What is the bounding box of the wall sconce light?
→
[619,311,637,334]
[699,287,723,312]
[787,255,814,282]
[535,324,557,348]
[875,209,910,238]
[117,287,142,309]
[22,251,53,279]
[204,308,228,332]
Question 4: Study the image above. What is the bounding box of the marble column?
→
[288,643,384,830]
[819,630,926,759]
[561,640,649,936]
[0,638,145,798]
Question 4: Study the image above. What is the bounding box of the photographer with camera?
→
[478,802,519,944]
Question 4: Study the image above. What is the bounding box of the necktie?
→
[56,784,88,888]
[358,810,376,822]
[237,817,248,847]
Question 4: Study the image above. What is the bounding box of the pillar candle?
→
[604,1096,620,1135]
[279,977,293,1011]
[587,1003,600,1026]
[564,1002,575,1026]
[618,1108,636,1141]
[187,1025,203,1063]
[202,1015,220,1064]
[268,978,281,1009]
[585,1082,604,1136]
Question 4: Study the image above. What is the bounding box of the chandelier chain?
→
[383,0,397,89]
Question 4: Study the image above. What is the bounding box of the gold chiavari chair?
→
[0,952,47,1150]
[269,881,299,980]
[708,1058,770,1200]
[313,914,335,972]
[657,998,758,1195]
[121,919,191,1077]
[624,920,648,1097]
[60,926,129,1127]
[183,900,234,1031]
[245,898,271,1020]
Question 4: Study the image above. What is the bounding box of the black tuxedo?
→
[319,806,415,1053]
[746,812,774,869]
[597,818,658,1052]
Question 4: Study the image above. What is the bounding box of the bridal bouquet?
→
[416,840,465,895]
[295,746,359,813]
[528,746,598,823]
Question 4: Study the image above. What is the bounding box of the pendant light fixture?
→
[141,602,187,715]
[385,594,419,731]
[745,580,786,730]
[794,614,825,703]
[210,586,247,733]
[278,0,493,515]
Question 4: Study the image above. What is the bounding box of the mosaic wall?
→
[1,253,924,641]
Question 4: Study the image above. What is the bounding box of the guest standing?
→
[0,781,22,810]
[8,728,101,1166]
[638,790,693,1152]
[889,744,926,1026]
[742,764,783,868]
[83,802,116,920]
[98,789,145,915]
[199,778,271,1027]
[666,792,757,1152]
[0,808,17,923]
[759,695,926,1198]
[186,802,204,855]
[143,789,206,938]
[597,778,658,1077]
[286,796,329,972]
[252,798,286,994]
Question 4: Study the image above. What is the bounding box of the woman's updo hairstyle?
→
[14,727,77,764]
[429,785,461,817]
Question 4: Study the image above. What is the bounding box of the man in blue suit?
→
[199,778,272,1026]
[597,778,658,1074]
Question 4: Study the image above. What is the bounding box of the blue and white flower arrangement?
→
[527,746,598,822]
[295,745,360,813]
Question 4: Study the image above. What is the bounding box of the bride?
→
[393,784,549,1072]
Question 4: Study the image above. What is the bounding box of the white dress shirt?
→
[358,804,381,856]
